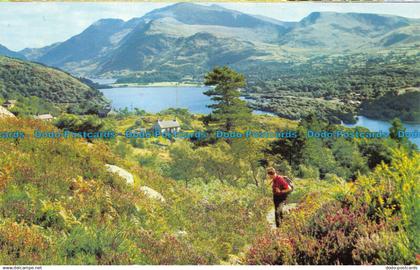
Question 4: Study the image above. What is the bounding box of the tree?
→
[231,138,265,187]
[389,118,406,144]
[302,138,337,179]
[54,114,103,133]
[196,142,240,185]
[204,66,251,132]
[389,118,417,152]
[168,141,200,187]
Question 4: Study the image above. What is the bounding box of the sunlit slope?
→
[0,56,108,114]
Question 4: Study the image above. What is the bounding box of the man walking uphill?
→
[267,167,293,228]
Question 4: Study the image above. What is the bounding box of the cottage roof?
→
[156,119,180,129]
[35,114,54,120]
[3,100,17,104]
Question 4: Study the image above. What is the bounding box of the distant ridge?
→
[0,44,26,60]
[4,3,417,79]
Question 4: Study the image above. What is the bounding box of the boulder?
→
[139,186,165,203]
[105,164,134,185]
[0,107,15,118]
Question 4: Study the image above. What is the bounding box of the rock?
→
[139,186,165,203]
[175,230,188,237]
[105,164,134,185]
[0,107,15,118]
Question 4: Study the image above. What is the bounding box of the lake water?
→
[100,86,213,114]
[99,85,274,115]
[343,116,420,147]
[97,83,419,147]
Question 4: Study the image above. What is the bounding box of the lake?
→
[100,86,212,114]
[99,85,274,115]
[343,116,420,147]
[98,84,419,147]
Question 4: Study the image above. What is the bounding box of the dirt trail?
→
[266,203,298,229]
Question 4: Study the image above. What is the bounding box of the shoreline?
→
[109,82,203,88]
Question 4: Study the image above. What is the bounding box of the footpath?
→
[266,203,298,229]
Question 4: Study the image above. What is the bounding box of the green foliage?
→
[0,56,108,115]
[54,114,104,133]
[302,139,337,178]
[0,117,272,265]
[113,141,132,159]
[265,117,401,180]
[245,150,419,265]
[167,138,269,188]
[246,51,419,123]
[8,94,60,117]
[167,140,242,186]
[360,91,420,123]
[204,66,252,131]
[298,164,320,180]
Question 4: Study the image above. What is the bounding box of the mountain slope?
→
[20,42,61,61]
[0,56,108,114]
[19,3,420,79]
[35,19,132,67]
[142,3,285,29]
[378,25,420,47]
[0,44,26,60]
[97,20,261,79]
[279,12,417,49]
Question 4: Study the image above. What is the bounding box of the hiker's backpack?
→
[284,176,294,191]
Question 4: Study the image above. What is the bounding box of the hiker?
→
[267,167,293,228]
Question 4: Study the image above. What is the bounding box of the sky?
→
[0,2,419,51]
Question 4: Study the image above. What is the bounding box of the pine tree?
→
[203,66,251,131]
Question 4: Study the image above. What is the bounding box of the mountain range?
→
[2,3,419,81]
[0,44,26,60]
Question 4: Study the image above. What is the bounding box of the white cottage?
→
[34,114,54,121]
[153,119,181,133]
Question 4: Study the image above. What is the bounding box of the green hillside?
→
[360,89,420,122]
[243,50,420,123]
[0,56,109,115]
[0,109,418,264]
[0,65,418,263]
[105,31,257,82]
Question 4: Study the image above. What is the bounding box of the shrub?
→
[59,225,146,264]
[133,229,209,264]
[245,231,294,265]
[275,160,294,178]
[0,219,51,264]
[352,230,413,264]
[245,150,419,265]
[1,184,41,224]
[298,164,319,179]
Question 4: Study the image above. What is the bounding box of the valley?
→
[2,3,417,123]
[0,3,419,265]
